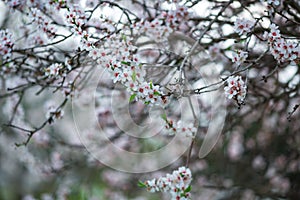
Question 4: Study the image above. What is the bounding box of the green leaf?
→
[184,185,192,193]
[225,46,232,51]
[150,81,153,89]
[121,61,130,66]
[153,91,160,95]
[79,188,88,200]
[129,94,137,102]
[240,38,247,43]
[137,181,147,188]
[122,33,127,42]
[131,71,136,82]
[161,113,167,121]
[91,185,104,198]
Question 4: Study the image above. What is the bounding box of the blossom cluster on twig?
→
[141,166,193,200]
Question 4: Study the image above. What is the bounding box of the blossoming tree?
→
[0,0,299,199]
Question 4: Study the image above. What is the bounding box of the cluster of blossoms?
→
[234,18,255,36]
[29,8,56,38]
[133,19,173,44]
[88,33,132,65]
[143,167,192,200]
[263,24,299,63]
[163,118,197,138]
[132,81,168,105]
[161,5,189,29]
[133,4,190,44]
[6,0,67,11]
[224,76,247,104]
[65,5,88,36]
[48,0,68,10]
[231,50,248,66]
[87,33,169,106]
[0,29,14,60]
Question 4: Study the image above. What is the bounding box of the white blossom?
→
[264,23,299,63]
[231,50,248,66]
[45,63,61,77]
[224,76,247,104]
[234,18,255,35]
[144,167,192,200]
[0,29,14,60]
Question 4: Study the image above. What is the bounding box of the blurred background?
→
[0,0,300,199]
